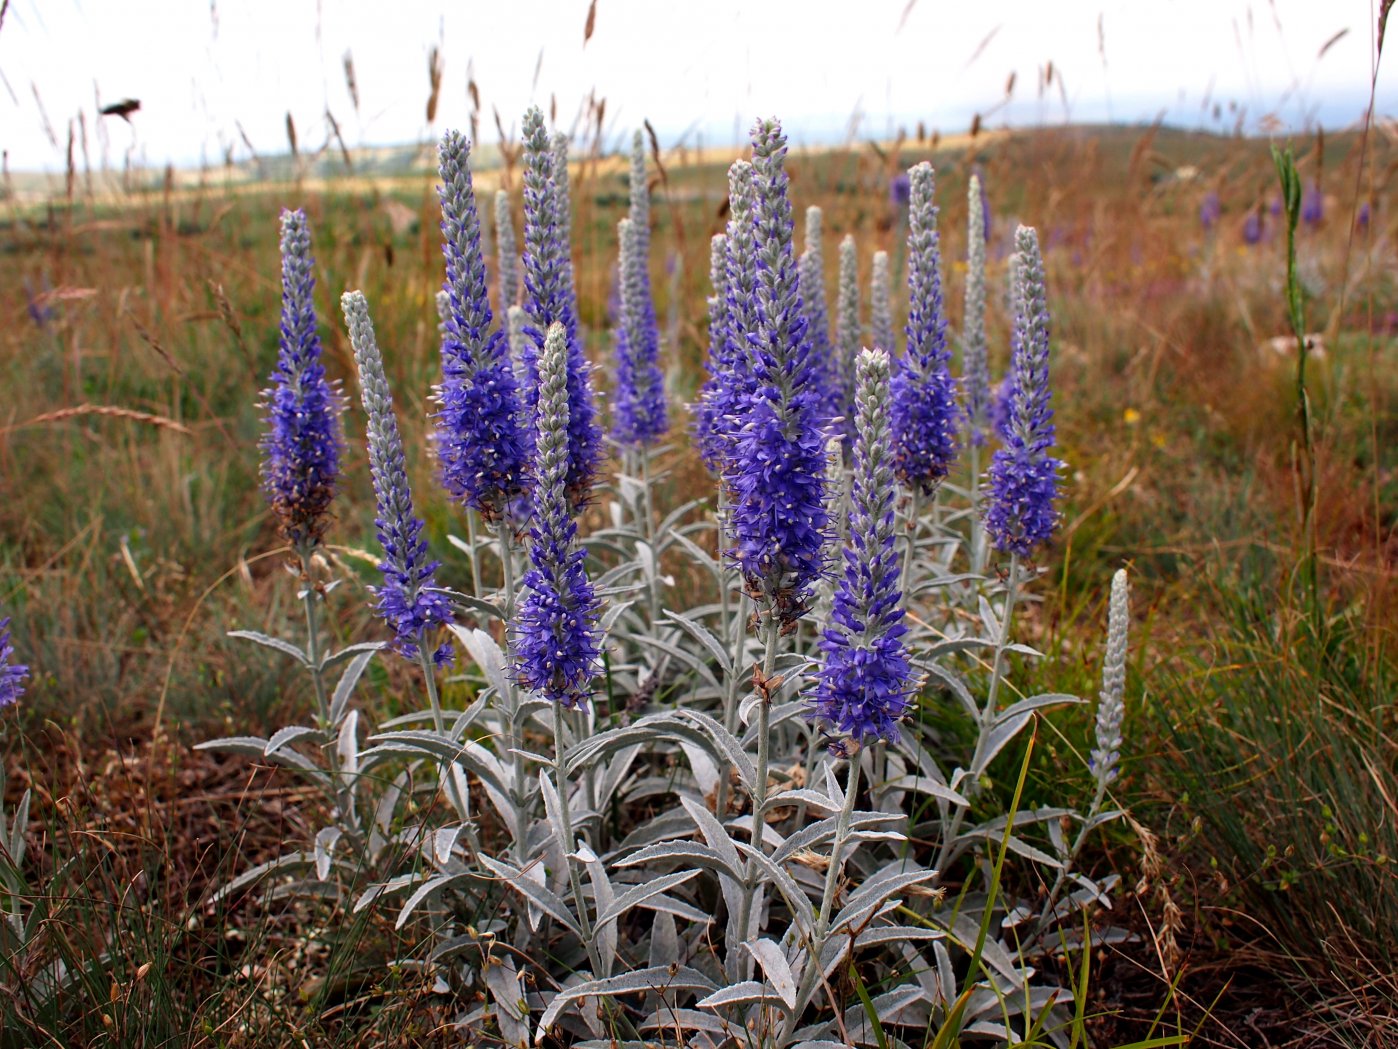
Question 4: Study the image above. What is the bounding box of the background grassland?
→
[1,122,1394,1045]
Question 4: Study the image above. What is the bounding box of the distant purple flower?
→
[891,163,960,495]
[889,171,911,208]
[0,617,27,707]
[343,291,454,663]
[1269,196,1283,217]
[1357,201,1372,232]
[434,130,530,523]
[514,322,602,708]
[730,118,829,623]
[809,348,913,745]
[1199,192,1221,231]
[611,131,668,447]
[261,209,343,554]
[1242,209,1263,246]
[1302,183,1323,226]
[975,168,993,242]
[983,226,1063,560]
[520,107,603,509]
[24,277,53,329]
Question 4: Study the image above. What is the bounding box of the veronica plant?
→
[494,187,520,315]
[799,205,838,425]
[963,173,994,568]
[521,106,602,510]
[834,233,861,425]
[870,249,895,356]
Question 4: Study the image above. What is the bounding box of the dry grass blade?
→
[3,404,193,436]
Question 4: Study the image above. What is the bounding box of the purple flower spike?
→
[891,163,961,495]
[691,232,731,473]
[514,322,602,708]
[611,131,667,446]
[261,209,343,554]
[520,106,603,510]
[983,226,1063,560]
[1200,191,1221,231]
[695,161,761,478]
[0,617,27,707]
[1243,208,1263,246]
[1302,183,1323,226]
[809,348,914,746]
[889,171,911,208]
[729,118,829,623]
[434,130,530,523]
[343,291,454,662]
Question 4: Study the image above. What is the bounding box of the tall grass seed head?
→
[343,290,454,663]
[261,209,343,554]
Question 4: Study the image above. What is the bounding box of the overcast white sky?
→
[0,0,1390,171]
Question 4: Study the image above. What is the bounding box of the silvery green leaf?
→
[580,848,618,975]
[598,744,643,803]
[448,625,509,697]
[8,790,30,865]
[672,709,756,791]
[193,738,330,787]
[919,661,980,720]
[695,980,778,1008]
[745,938,797,1010]
[640,893,713,925]
[337,710,359,780]
[537,770,571,854]
[396,871,470,929]
[661,609,732,676]
[453,593,508,623]
[265,725,321,755]
[648,910,678,972]
[535,966,716,1042]
[478,855,581,936]
[654,498,708,549]
[621,840,741,886]
[366,731,510,799]
[733,842,815,929]
[792,1042,857,1049]
[599,599,636,633]
[977,595,1001,639]
[1086,807,1125,830]
[226,630,309,665]
[994,693,1083,725]
[831,869,939,935]
[761,788,837,816]
[772,813,901,866]
[629,634,721,689]
[854,925,946,948]
[1005,642,1045,658]
[932,913,1023,982]
[842,984,926,1032]
[934,939,955,1005]
[330,649,378,724]
[483,956,531,1048]
[678,796,744,875]
[885,776,970,808]
[313,827,341,881]
[665,529,720,581]
[972,710,1036,775]
[909,572,983,596]
[595,870,700,926]
[678,740,719,797]
[434,825,463,866]
[207,850,312,905]
[319,640,387,671]
[639,1008,728,1034]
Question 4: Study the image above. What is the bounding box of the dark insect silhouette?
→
[100,98,140,122]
